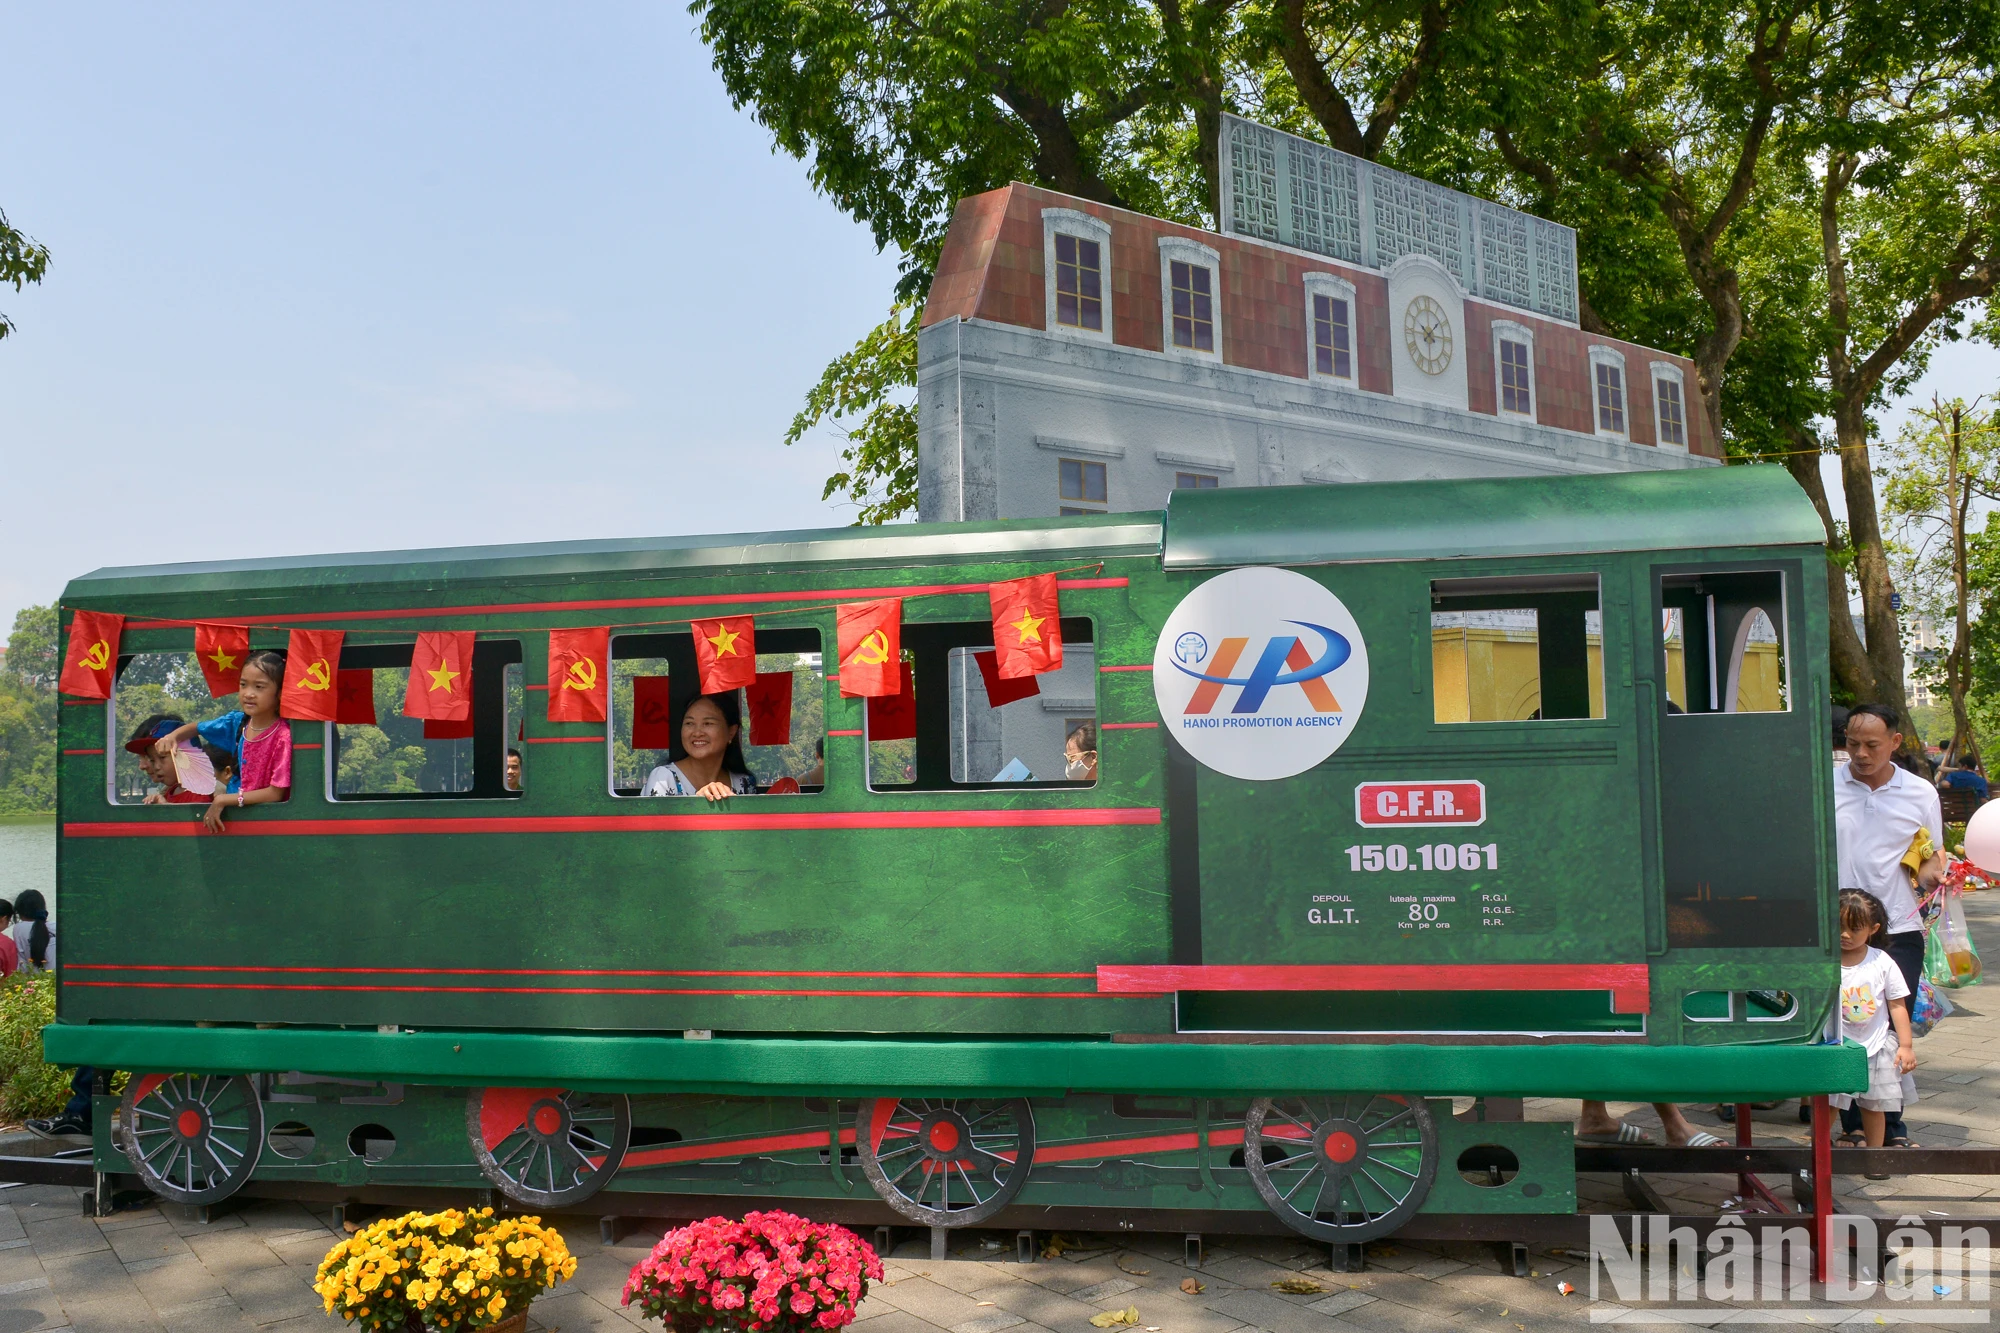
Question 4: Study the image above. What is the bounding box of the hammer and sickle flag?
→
[988,573,1063,679]
[547,628,608,723]
[836,598,902,698]
[58,609,124,699]
[194,622,250,697]
[281,629,345,722]
[405,631,474,723]
[692,615,757,694]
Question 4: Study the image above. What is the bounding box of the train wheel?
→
[855,1097,1035,1226]
[117,1073,265,1206]
[1243,1094,1437,1244]
[465,1087,631,1209]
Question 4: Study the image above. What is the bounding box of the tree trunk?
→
[1948,403,1976,759]
[1782,437,1880,702]
[1834,401,1910,728]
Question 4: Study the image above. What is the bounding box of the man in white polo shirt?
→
[1835,703,1942,1146]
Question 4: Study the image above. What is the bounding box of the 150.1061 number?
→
[1345,843,1498,872]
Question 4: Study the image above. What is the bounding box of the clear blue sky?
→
[0,4,903,632]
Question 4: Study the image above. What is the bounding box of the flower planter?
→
[624,1210,882,1332]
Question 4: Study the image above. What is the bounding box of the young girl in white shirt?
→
[1831,889,1916,1166]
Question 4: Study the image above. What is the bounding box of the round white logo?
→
[1152,567,1370,780]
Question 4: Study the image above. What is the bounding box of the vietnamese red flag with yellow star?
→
[58,610,123,699]
[336,670,376,725]
[836,598,902,697]
[280,630,344,721]
[548,628,609,723]
[989,574,1063,678]
[194,622,249,697]
[691,616,756,694]
[745,671,793,746]
[405,631,474,722]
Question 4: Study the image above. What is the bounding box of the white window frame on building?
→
[1058,457,1109,514]
[1588,345,1629,439]
[1650,361,1689,450]
[1302,272,1358,383]
[1490,319,1536,420]
[1157,236,1221,359]
[1042,207,1114,343]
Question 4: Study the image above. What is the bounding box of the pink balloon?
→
[1963,801,2000,873]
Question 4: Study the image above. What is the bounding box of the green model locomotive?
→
[45,465,1857,1240]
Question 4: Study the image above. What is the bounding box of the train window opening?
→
[865,619,1095,791]
[1429,575,1604,724]
[328,639,524,801]
[609,629,826,797]
[503,663,526,791]
[109,651,237,805]
[1660,572,1788,714]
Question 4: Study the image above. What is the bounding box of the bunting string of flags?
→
[51,564,1098,731]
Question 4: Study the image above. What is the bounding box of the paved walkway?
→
[5,893,1999,1331]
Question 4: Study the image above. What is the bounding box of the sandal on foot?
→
[1680,1131,1730,1148]
[1576,1123,1657,1145]
[1836,1131,1867,1147]
[1886,1136,1919,1148]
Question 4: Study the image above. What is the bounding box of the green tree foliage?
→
[0,607,59,814]
[1883,399,2000,757]
[0,207,50,342]
[785,304,920,523]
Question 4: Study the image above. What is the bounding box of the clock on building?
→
[1403,295,1453,376]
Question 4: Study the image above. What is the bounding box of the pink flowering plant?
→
[623,1211,883,1333]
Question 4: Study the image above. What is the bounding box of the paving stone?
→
[104,1223,190,1268]
[40,1249,137,1301]
[867,1276,991,1326]
[59,1294,165,1333]
[1205,1287,1360,1333]
[950,1311,1028,1333]
[1306,1289,1378,1316]
[212,1263,322,1322]
[1065,1277,1139,1303]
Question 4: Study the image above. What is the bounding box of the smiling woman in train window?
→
[642,693,759,802]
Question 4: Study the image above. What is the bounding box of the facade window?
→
[1490,320,1535,419]
[1303,273,1357,382]
[1175,472,1219,489]
[1500,341,1531,413]
[1055,234,1103,332]
[1043,208,1113,342]
[1158,236,1221,359]
[1170,261,1214,351]
[1653,363,1688,447]
[1060,458,1107,514]
[1589,348,1628,436]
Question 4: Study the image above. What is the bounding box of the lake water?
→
[0,818,55,915]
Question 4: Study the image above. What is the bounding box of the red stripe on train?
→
[70,965,1095,980]
[1096,963,1651,1014]
[64,981,1112,998]
[61,807,1161,838]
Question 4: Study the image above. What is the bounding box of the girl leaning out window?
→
[156,650,293,833]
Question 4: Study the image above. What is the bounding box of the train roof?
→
[1161,464,1822,569]
[64,466,1818,607]
[63,513,1167,608]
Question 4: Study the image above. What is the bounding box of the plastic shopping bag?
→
[1911,974,1955,1036]
[1924,882,1983,988]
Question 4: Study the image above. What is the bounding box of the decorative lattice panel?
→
[1475,201,1532,310]
[1367,164,1466,285]
[1287,138,1364,263]
[1531,217,1578,323]
[1226,118,1283,244]
[1217,113,1578,323]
